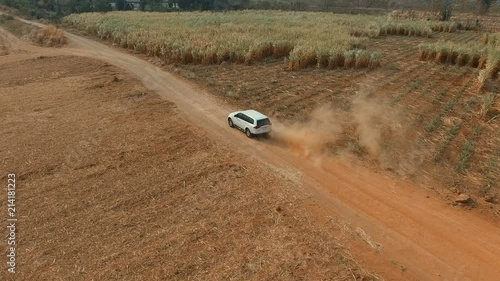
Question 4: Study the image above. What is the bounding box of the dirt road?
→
[9,19,500,280]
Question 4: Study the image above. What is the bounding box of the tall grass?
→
[378,21,432,37]
[457,125,482,173]
[433,121,462,162]
[425,83,468,134]
[31,24,67,47]
[0,14,14,23]
[419,41,500,80]
[350,21,433,38]
[428,21,457,33]
[483,33,500,46]
[391,80,423,105]
[387,10,477,31]
[63,11,394,70]
[387,10,441,21]
[482,149,500,193]
[480,92,498,118]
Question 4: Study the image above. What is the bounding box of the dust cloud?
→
[273,82,397,160]
[272,80,423,175]
[272,104,342,164]
[351,82,405,160]
[352,89,384,158]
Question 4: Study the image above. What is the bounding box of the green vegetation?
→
[481,92,498,118]
[457,125,483,173]
[0,0,111,19]
[431,88,449,105]
[0,13,13,23]
[483,33,500,46]
[391,80,423,105]
[433,121,462,161]
[482,149,500,193]
[0,0,248,17]
[428,21,458,32]
[417,82,436,98]
[425,82,469,134]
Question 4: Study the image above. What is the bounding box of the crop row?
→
[65,11,462,69]
[418,41,500,79]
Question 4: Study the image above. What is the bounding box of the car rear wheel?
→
[228,118,234,128]
[245,128,252,138]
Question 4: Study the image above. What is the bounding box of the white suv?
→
[228,110,272,138]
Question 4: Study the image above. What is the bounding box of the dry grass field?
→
[63,11,480,71]
[61,10,500,214]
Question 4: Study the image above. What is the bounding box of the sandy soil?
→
[1,18,500,280]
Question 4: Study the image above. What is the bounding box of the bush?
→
[31,24,67,47]
[0,14,14,23]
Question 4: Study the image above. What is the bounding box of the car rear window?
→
[257,118,271,126]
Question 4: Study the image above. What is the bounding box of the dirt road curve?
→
[10,18,500,281]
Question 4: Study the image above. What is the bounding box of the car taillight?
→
[254,126,261,129]
[269,122,272,125]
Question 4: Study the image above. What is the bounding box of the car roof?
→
[241,110,269,120]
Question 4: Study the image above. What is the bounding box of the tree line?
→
[0,0,497,20]
[0,0,252,17]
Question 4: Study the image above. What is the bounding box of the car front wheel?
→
[245,128,252,138]
[228,118,234,128]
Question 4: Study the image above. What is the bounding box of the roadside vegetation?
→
[0,15,66,46]
[457,125,483,173]
[483,32,500,46]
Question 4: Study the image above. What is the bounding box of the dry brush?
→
[63,11,391,70]
[419,41,500,82]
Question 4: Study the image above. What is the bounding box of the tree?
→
[66,0,93,13]
[478,0,496,13]
[430,0,454,21]
[116,0,126,10]
[149,0,166,11]
[94,0,111,12]
[176,0,250,10]
[139,0,147,10]
[213,0,250,10]
[54,0,62,15]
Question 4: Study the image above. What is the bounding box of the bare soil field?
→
[0,34,377,280]
[2,15,500,281]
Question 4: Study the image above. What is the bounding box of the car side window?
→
[241,114,254,124]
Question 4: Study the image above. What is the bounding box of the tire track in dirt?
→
[9,17,500,281]
[0,31,8,55]
[0,27,21,55]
